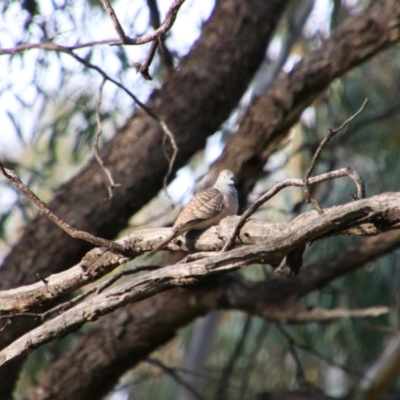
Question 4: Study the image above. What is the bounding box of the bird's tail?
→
[143,231,178,261]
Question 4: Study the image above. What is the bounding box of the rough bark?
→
[0,0,288,394]
[22,229,400,400]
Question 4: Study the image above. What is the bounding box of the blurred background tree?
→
[1,0,400,399]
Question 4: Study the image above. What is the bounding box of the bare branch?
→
[100,0,183,78]
[99,0,127,42]
[222,167,365,252]
[160,120,179,202]
[0,39,116,55]
[0,280,389,368]
[146,359,205,400]
[146,0,174,77]
[132,40,159,80]
[303,98,369,213]
[93,78,121,199]
[0,189,397,315]
[106,0,186,46]
[0,162,126,253]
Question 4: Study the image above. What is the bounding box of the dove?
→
[144,170,238,260]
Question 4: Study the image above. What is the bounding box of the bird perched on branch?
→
[144,169,238,260]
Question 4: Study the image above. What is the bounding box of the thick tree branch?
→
[0,167,365,315]
[0,192,399,367]
[20,228,400,400]
[19,274,387,400]
[0,191,399,315]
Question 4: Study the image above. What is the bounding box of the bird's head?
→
[216,169,235,186]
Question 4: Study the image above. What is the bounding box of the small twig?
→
[303,98,369,214]
[133,0,175,80]
[99,0,127,42]
[0,313,39,321]
[0,39,116,55]
[0,162,126,253]
[35,273,48,285]
[93,77,121,199]
[222,167,365,251]
[105,0,186,46]
[146,0,174,77]
[160,120,178,202]
[216,315,252,399]
[133,40,159,80]
[101,0,182,79]
[0,319,11,332]
[146,358,205,400]
[276,326,312,387]
[95,266,161,294]
[61,44,178,189]
[277,325,364,378]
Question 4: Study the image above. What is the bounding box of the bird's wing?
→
[174,187,224,229]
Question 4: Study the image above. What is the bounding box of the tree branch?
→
[0,190,398,315]
[20,229,400,400]
[222,167,365,252]
[103,0,185,46]
[303,98,369,213]
[0,162,126,253]
[0,193,399,366]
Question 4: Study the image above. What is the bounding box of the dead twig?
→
[222,167,365,251]
[100,0,183,79]
[160,120,179,202]
[303,98,369,213]
[133,0,176,80]
[0,162,126,253]
[101,0,185,46]
[277,325,365,378]
[93,77,121,199]
[99,0,127,42]
[132,40,159,80]
[101,0,185,80]
[146,358,205,400]
[0,39,115,55]
[146,0,174,77]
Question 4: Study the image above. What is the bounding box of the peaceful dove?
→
[144,170,238,260]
